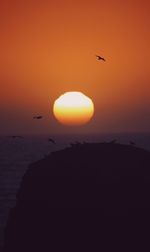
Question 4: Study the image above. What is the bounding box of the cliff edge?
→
[4,143,150,251]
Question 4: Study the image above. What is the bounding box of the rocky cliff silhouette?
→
[4,143,150,251]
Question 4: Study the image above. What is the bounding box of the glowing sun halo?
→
[53,92,94,126]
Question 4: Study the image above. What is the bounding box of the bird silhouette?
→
[95,55,106,61]
[130,141,136,146]
[109,139,117,144]
[48,138,56,144]
[33,116,43,119]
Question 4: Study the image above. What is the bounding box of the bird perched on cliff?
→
[130,141,136,146]
[109,139,117,144]
[95,55,106,61]
[33,116,43,119]
[48,138,56,144]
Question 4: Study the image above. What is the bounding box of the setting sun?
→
[53,92,94,126]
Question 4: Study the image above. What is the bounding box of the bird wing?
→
[33,116,42,119]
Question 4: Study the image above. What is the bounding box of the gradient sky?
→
[0,0,150,135]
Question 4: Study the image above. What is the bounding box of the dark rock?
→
[3,143,150,251]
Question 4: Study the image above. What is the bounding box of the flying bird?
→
[95,55,106,61]
[33,116,43,119]
[48,138,56,144]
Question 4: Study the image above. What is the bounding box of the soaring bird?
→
[95,55,106,61]
[33,116,43,119]
[48,138,56,144]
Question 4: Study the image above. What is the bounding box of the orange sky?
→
[0,0,150,134]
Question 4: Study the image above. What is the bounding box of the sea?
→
[0,132,150,249]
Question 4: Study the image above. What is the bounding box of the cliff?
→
[4,143,150,251]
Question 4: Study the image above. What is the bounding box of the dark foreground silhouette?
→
[4,143,150,251]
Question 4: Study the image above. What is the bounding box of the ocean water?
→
[0,133,150,248]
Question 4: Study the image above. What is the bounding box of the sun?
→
[53,91,94,126]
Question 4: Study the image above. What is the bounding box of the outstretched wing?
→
[33,116,43,119]
[95,55,106,61]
